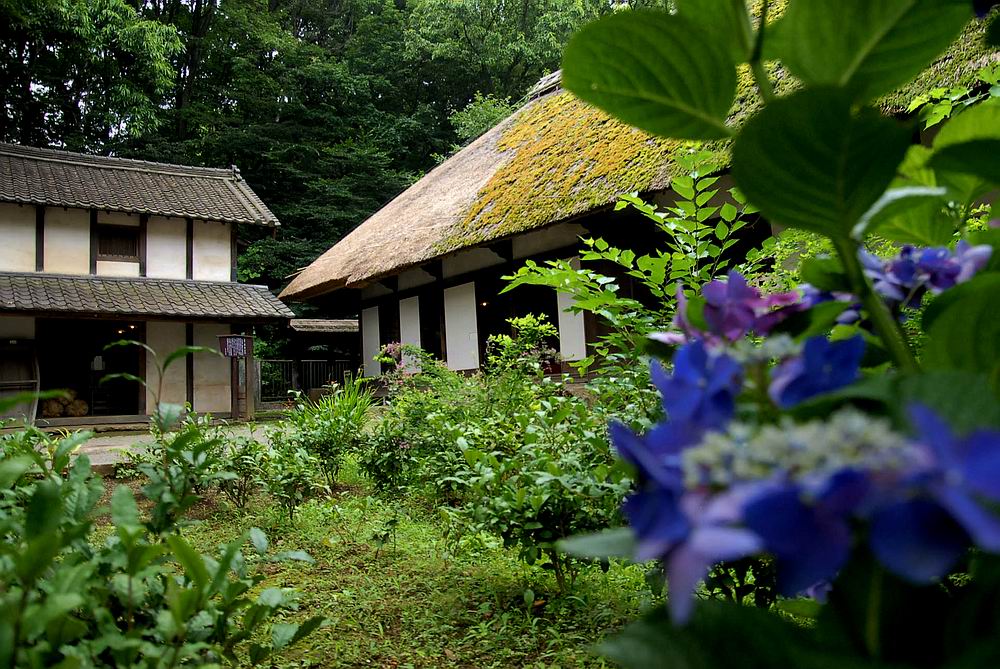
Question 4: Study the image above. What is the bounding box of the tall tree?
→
[0,0,181,151]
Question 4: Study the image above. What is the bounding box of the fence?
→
[256,359,355,405]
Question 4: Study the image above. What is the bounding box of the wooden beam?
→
[34,206,44,271]
[185,323,194,408]
[89,209,98,274]
[138,214,148,277]
[230,222,238,282]
[185,218,194,280]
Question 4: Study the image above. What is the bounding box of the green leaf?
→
[26,480,62,539]
[166,535,210,590]
[562,10,737,140]
[770,0,971,102]
[99,372,146,388]
[0,457,33,488]
[928,100,1000,184]
[732,89,911,239]
[852,186,949,240]
[799,257,850,292]
[558,527,636,559]
[249,527,269,555]
[110,486,141,529]
[896,371,1000,433]
[921,273,1000,384]
[676,0,754,62]
[874,204,957,246]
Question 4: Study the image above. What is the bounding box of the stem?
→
[833,238,919,373]
[864,565,883,659]
[749,0,775,104]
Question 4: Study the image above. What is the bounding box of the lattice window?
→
[96,225,140,261]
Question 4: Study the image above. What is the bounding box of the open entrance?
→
[36,319,145,418]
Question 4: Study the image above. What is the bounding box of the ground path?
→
[76,422,270,470]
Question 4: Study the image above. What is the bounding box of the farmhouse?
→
[281,29,995,377]
[0,143,292,423]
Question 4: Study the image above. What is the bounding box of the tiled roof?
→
[0,272,293,320]
[289,318,358,334]
[0,143,279,226]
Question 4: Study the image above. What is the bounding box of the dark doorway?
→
[36,319,144,417]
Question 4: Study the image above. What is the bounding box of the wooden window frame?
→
[94,223,144,263]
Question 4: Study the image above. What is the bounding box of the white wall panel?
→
[192,220,231,281]
[443,282,479,370]
[146,216,187,279]
[361,306,381,377]
[145,321,187,410]
[0,203,35,272]
[44,208,89,274]
[193,323,231,413]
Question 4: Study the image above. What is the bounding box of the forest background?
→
[0,0,669,302]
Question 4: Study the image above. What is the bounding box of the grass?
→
[112,457,652,668]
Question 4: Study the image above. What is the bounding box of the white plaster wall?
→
[443,282,479,370]
[146,216,187,279]
[442,248,504,279]
[193,323,231,414]
[398,267,437,290]
[512,223,588,260]
[0,316,35,340]
[557,257,587,362]
[43,208,90,274]
[145,321,187,410]
[0,203,36,272]
[192,220,231,282]
[96,260,141,277]
[361,306,381,377]
[399,296,421,370]
[360,283,393,300]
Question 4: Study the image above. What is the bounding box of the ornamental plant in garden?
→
[556,1,1000,667]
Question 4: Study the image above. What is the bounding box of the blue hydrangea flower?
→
[768,335,865,409]
[743,469,869,595]
[861,243,992,310]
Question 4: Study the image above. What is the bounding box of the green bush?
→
[275,375,375,487]
[0,407,322,667]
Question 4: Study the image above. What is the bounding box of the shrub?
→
[216,433,267,510]
[0,401,323,667]
[276,375,375,487]
[263,437,320,522]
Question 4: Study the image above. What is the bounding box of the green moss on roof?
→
[431,13,992,257]
[434,92,705,255]
[880,20,997,111]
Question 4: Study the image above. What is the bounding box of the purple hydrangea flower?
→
[768,335,866,409]
[861,243,992,309]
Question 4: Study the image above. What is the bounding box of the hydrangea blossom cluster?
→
[861,242,992,310]
[613,258,1000,623]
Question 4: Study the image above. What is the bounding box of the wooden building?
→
[280,37,995,376]
[0,143,293,424]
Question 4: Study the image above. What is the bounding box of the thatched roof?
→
[281,21,996,302]
[289,318,359,334]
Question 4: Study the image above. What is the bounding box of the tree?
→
[0,0,181,151]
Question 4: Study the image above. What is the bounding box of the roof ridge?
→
[0,142,234,180]
[0,270,271,290]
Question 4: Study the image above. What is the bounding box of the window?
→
[96,225,140,261]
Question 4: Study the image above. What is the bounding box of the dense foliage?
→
[0,0,671,299]
[553,1,1000,667]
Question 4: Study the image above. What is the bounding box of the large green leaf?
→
[922,273,1000,386]
[559,527,636,559]
[771,0,972,101]
[676,0,754,62]
[928,100,1000,184]
[731,89,911,238]
[853,186,949,240]
[896,371,1000,433]
[562,10,737,140]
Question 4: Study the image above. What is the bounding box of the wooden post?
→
[245,336,255,420]
[230,357,240,421]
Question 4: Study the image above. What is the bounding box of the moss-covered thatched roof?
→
[280,21,996,302]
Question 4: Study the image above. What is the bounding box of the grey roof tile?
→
[0,143,279,226]
[0,272,293,320]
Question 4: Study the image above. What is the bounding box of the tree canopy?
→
[0,0,672,295]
